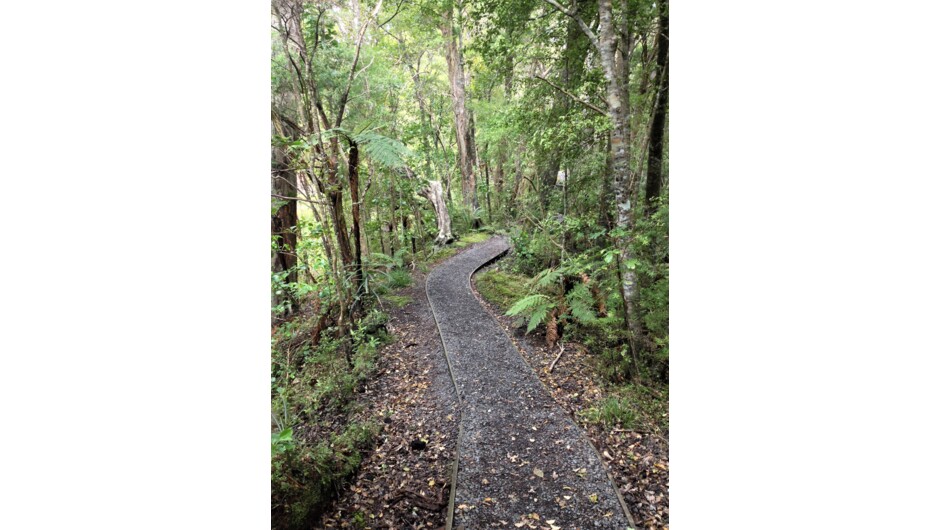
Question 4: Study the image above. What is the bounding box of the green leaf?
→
[533,268,562,289]
[527,305,549,333]
[506,294,550,316]
[354,131,412,168]
[566,284,597,323]
[274,428,293,443]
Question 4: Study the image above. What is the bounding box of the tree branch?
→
[534,74,606,116]
[543,0,599,51]
[378,0,406,27]
[336,0,385,128]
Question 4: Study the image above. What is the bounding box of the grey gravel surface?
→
[427,236,632,529]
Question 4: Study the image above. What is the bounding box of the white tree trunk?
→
[420,180,453,245]
[595,0,643,345]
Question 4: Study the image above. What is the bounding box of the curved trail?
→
[427,236,633,529]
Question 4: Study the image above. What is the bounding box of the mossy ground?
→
[474,269,531,312]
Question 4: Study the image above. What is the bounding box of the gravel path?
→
[427,236,633,529]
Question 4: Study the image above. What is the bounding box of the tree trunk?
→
[324,155,355,290]
[482,149,493,224]
[271,146,298,316]
[595,0,645,350]
[348,141,364,294]
[494,150,505,217]
[645,0,668,211]
[402,166,452,246]
[421,180,453,246]
[441,4,479,213]
[511,151,523,217]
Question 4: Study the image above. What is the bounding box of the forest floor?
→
[318,236,495,529]
[315,234,667,530]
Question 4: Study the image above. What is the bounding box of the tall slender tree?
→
[645,0,668,211]
[545,0,646,351]
[441,0,480,217]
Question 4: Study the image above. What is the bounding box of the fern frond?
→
[369,252,393,264]
[527,304,550,333]
[354,131,412,169]
[506,294,550,316]
[532,268,562,290]
[566,284,597,323]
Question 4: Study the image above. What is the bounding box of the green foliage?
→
[271,0,669,522]
[271,428,295,456]
[382,294,412,308]
[271,420,380,529]
[581,396,637,428]
[271,303,390,528]
[633,193,670,379]
[386,268,412,289]
[474,270,531,312]
[354,131,412,169]
[566,284,597,323]
[455,230,490,247]
[501,258,603,335]
[506,293,554,333]
[506,293,551,316]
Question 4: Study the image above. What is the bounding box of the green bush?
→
[272,420,380,529]
[386,268,412,289]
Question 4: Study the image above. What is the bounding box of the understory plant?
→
[506,260,603,348]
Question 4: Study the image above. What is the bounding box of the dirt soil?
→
[317,270,460,529]
[472,263,670,530]
[427,237,633,530]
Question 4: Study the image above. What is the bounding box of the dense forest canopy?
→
[271,0,668,335]
[271,0,668,526]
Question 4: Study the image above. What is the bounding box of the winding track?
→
[427,236,634,529]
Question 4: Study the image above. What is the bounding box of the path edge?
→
[468,243,640,530]
[425,236,509,530]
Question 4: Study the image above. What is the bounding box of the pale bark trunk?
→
[401,166,453,246]
[420,180,454,245]
[441,4,479,213]
[595,0,644,347]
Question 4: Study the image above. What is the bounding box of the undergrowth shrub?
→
[272,420,379,529]
[386,268,412,289]
[581,396,637,428]
[271,305,391,529]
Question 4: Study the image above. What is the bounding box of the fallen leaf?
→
[533,468,544,478]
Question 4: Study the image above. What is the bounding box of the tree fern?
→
[566,284,597,324]
[532,267,562,289]
[312,128,412,169]
[354,131,411,169]
[528,304,551,333]
[506,294,550,316]
[506,294,554,333]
